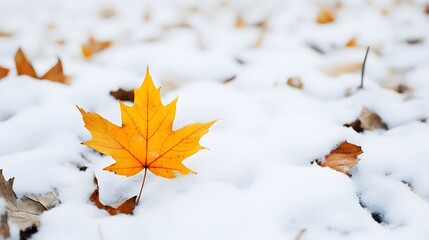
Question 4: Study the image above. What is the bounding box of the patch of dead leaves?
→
[317,141,363,176]
[0,170,59,236]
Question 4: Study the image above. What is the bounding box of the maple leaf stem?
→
[136,168,148,206]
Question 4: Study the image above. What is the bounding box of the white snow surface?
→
[1,0,429,239]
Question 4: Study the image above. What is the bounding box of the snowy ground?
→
[1,0,429,239]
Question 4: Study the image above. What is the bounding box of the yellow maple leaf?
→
[79,68,215,180]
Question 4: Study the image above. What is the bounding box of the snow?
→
[1,0,429,239]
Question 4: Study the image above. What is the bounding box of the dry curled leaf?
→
[14,48,68,84]
[316,8,335,24]
[109,88,134,102]
[317,141,363,176]
[0,66,9,79]
[0,170,59,232]
[322,62,362,77]
[79,67,216,178]
[287,77,303,89]
[344,107,388,133]
[81,36,112,59]
[90,177,136,215]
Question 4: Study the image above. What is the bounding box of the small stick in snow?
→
[359,46,370,89]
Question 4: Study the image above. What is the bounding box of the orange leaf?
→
[40,59,68,83]
[14,48,68,84]
[345,37,357,47]
[14,48,37,78]
[0,66,9,79]
[79,67,216,178]
[82,36,112,59]
[286,77,303,89]
[316,8,335,24]
[90,176,136,215]
[317,141,363,176]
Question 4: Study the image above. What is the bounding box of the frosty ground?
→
[1,0,429,239]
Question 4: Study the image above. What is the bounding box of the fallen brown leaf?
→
[109,88,134,102]
[82,36,112,59]
[90,176,136,215]
[344,107,388,133]
[287,77,303,89]
[316,8,335,24]
[0,66,9,79]
[317,141,363,176]
[0,170,59,232]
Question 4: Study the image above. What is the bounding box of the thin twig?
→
[359,46,370,89]
[294,229,307,240]
[136,168,148,205]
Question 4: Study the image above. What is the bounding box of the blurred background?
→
[0,0,428,96]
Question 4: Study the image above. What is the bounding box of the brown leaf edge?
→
[0,66,9,80]
[316,141,363,177]
[109,88,134,102]
[90,176,136,215]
